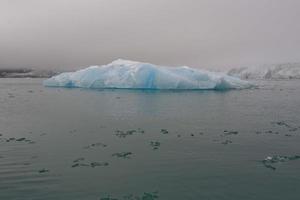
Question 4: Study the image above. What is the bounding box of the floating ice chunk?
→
[44,59,252,90]
[262,155,300,170]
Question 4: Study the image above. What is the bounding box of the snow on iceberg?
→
[228,63,300,80]
[43,59,253,90]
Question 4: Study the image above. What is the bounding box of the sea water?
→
[0,78,299,200]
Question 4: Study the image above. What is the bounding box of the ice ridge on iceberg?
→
[43,59,252,90]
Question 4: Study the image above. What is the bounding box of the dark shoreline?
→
[0,68,59,78]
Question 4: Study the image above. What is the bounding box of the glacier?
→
[227,63,300,80]
[43,59,252,90]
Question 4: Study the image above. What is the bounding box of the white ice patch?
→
[43,59,252,90]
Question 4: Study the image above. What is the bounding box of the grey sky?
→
[1,0,300,70]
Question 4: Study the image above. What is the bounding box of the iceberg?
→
[43,59,252,90]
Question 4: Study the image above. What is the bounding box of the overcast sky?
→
[1,0,300,70]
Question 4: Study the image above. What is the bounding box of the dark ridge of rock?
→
[0,68,60,78]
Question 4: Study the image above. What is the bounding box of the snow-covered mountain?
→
[227,63,300,80]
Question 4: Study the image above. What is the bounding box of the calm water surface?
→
[0,78,299,200]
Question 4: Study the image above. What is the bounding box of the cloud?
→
[1,0,300,69]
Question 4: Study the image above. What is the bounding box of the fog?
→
[1,0,300,70]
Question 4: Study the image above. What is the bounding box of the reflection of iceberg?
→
[44,59,252,90]
[228,63,300,80]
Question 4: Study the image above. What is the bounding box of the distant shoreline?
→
[0,68,59,78]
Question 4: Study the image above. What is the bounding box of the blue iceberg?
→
[43,59,253,90]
